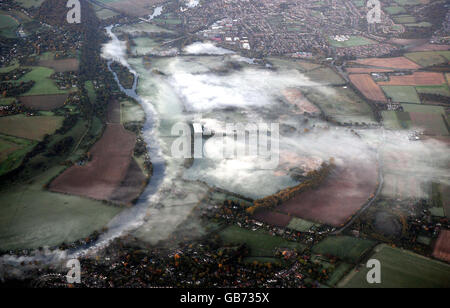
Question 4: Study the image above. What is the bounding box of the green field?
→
[312,236,376,263]
[0,166,122,251]
[0,14,18,28]
[219,225,306,257]
[15,67,69,96]
[0,14,19,38]
[0,62,19,73]
[416,85,450,97]
[401,103,446,114]
[0,98,16,106]
[85,80,97,104]
[305,86,376,124]
[393,15,416,24]
[326,262,354,286]
[0,114,64,141]
[351,0,365,7]
[0,134,36,176]
[14,0,45,8]
[304,67,346,85]
[394,0,421,6]
[381,85,421,104]
[287,217,318,232]
[328,36,375,48]
[153,18,183,25]
[382,111,407,130]
[268,57,322,72]
[405,51,450,67]
[243,257,285,266]
[384,6,407,15]
[405,22,432,28]
[339,245,450,288]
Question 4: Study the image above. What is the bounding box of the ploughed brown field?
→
[276,157,378,227]
[19,94,68,110]
[109,158,147,204]
[433,230,450,263]
[378,72,446,86]
[39,59,79,72]
[50,124,137,203]
[350,57,421,70]
[346,67,393,74]
[282,88,320,114]
[253,209,292,227]
[107,99,121,124]
[349,74,387,102]
[0,115,63,141]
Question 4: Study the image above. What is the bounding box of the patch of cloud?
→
[183,42,235,55]
[168,67,333,112]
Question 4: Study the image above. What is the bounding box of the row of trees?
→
[247,159,336,215]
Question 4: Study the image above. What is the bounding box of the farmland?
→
[38,58,80,73]
[95,0,165,17]
[19,94,68,110]
[378,72,447,86]
[277,157,378,227]
[0,166,122,251]
[381,85,421,103]
[287,217,318,232]
[253,209,293,227]
[384,6,407,15]
[0,115,64,141]
[0,134,36,176]
[339,245,450,288]
[304,86,376,124]
[268,57,322,72]
[416,85,450,97]
[408,112,449,135]
[14,0,45,8]
[408,43,450,52]
[304,67,346,85]
[394,0,421,5]
[433,230,450,263]
[15,67,70,96]
[0,98,16,105]
[405,51,450,67]
[312,236,376,263]
[349,74,387,102]
[282,89,320,115]
[346,67,393,74]
[50,124,136,204]
[393,15,416,24]
[328,36,375,48]
[0,13,19,38]
[219,225,306,258]
[349,57,421,70]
